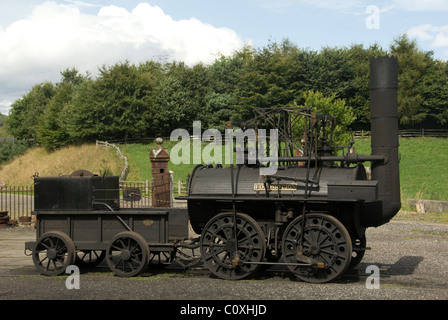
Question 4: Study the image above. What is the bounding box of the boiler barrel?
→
[188,164,368,199]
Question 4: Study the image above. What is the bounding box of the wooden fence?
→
[354,129,448,138]
[0,180,188,221]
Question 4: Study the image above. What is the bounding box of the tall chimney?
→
[369,56,401,226]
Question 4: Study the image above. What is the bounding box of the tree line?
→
[5,34,448,151]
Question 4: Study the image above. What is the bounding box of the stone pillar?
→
[149,138,171,207]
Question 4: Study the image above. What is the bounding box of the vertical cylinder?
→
[369,56,401,226]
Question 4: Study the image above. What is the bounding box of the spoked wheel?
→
[76,250,106,267]
[282,213,352,283]
[200,212,266,280]
[106,231,150,277]
[32,231,76,276]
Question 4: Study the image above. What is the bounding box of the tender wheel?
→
[106,231,150,277]
[32,231,76,276]
[282,213,352,283]
[200,212,266,280]
[76,250,106,267]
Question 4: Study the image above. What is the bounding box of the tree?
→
[298,47,354,100]
[390,34,428,126]
[0,114,8,136]
[7,82,55,140]
[37,83,72,150]
[67,61,156,142]
[292,91,356,148]
[151,62,212,136]
[419,56,448,127]
[234,40,302,122]
[346,43,387,130]
[204,54,242,130]
[37,68,89,150]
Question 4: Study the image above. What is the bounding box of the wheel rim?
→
[200,213,265,280]
[76,250,106,267]
[282,213,352,283]
[32,231,75,276]
[106,231,149,277]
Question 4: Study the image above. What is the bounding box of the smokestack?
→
[368,56,401,226]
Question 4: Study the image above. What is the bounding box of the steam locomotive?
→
[25,56,400,283]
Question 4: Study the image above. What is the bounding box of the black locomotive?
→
[25,56,400,283]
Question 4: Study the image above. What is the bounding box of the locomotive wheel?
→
[200,212,266,280]
[282,213,352,283]
[32,231,76,276]
[106,231,150,277]
[76,250,106,267]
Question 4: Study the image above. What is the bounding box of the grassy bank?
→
[0,144,123,185]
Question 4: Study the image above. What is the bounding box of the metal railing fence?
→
[0,180,188,221]
[0,186,34,220]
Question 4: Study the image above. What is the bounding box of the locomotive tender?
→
[25,56,400,283]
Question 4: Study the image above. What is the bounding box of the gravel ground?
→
[1,219,447,307]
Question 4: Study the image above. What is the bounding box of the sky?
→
[1,0,448,115]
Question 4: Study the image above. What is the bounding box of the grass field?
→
[119,140,200,183]
[353,137,448,206]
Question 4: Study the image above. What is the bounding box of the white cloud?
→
[407,24,437,41]
[406,23,448,60]
[432,26,448,47]
[259,0,448,14]
[0,1,245,114]
[0,100,13,115]
[256,0,365,13]
[392,0,448,11]
[407,24,448,48]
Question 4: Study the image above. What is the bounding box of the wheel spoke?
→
[281,213,352,283]
[32,232,75,276]
[200,213,265,280]
[106,232,149,277]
